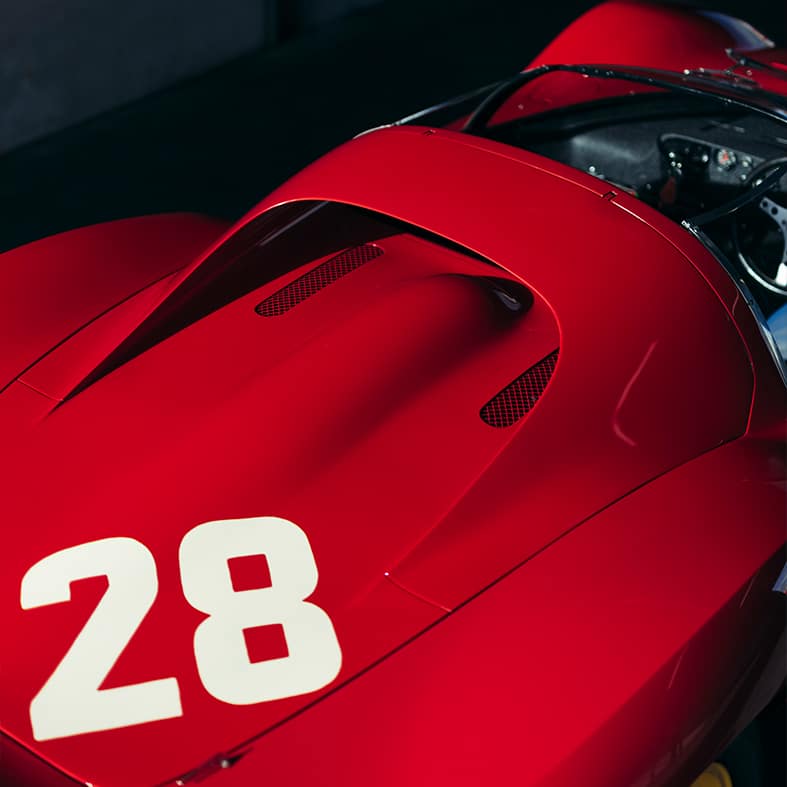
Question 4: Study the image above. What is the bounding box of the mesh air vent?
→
[256,244,383,316]
[480,349,559,428]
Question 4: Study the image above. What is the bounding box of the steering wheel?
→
[732,157,787,294]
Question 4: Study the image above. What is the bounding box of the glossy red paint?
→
[252,124,782,433]
[178,437,784,787]
[1,4,785,787]
[0,214,227,392]
[487,73,666,127]
[529,0,777,73]
[245,127,756,610]
[487,1,787,127]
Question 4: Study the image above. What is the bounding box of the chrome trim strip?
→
[681,221,787,387]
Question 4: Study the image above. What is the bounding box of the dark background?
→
[0,0,785,253]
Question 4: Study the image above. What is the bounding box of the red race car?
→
[1,2,785,786]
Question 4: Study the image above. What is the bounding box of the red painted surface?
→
[0,214,227,393]
[187,438,785,787]
[1,3,785,786]
[486,0,787,127]
[487,73,666,127]
[529,0,776,72]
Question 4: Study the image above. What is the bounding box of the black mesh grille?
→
[480,349,559,428]
[256,244,383,317]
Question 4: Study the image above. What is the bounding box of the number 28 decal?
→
[20,517,342,742]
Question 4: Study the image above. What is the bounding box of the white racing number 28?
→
[20,517,342,742]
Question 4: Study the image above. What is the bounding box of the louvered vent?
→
[256,244,383,317]
[480,349,559,428]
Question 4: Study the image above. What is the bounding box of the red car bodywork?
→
[1,3,785,786]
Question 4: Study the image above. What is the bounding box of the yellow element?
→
[689,762,733,787]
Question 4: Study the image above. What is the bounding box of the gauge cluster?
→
[659,134,762,187]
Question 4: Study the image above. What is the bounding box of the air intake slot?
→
[480,349,559,428]
[256,243,383,316]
